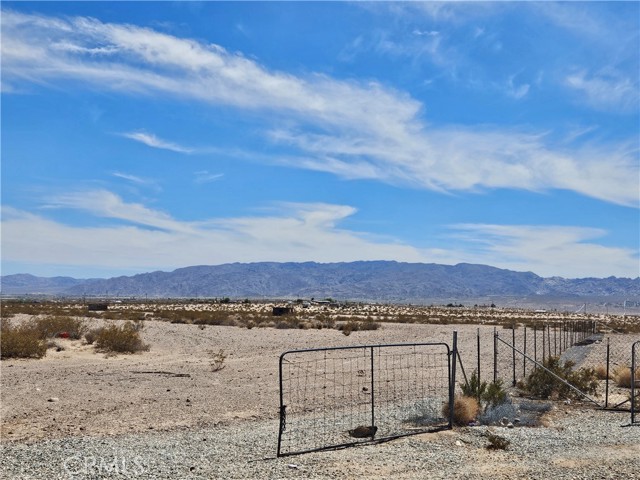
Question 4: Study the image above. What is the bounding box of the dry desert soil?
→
[1,314,639,479]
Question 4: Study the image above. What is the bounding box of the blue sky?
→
[1,1,639,279]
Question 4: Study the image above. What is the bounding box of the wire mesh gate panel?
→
[277,342,451,457]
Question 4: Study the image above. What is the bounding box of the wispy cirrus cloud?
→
[194,171,223,184]
[112,171,155,185]
[2,191,638,278]
[2,9,638,207]
[121,131,194,154]
[565,69,639,113]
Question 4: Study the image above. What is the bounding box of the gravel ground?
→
[2,406,638,479]
[2,318,639,479]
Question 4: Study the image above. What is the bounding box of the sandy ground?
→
[2,317,637,445]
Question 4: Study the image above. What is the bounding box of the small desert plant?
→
[613,366,639,388]
[461,370,487,400]
[94,322,149,354]
[84,328,102,345]
[524,357,598,400]
[33,315,87,340]
[484,379,508,408]
[0,319,47,359]
[461,372,506,410]
[594,364,610,380]
[486,432,510,450]
[209,349,227,372]
[442,396,480,426]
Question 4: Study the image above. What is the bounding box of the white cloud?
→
[1,195,428,273]
[121,131,194,154]
[565,69,639,113]
[112,171,154,185]
[194,171,223,184]
[2,9,638,207]
[2,192,638,278]
[505,74,530,99]
[448,224,639,278]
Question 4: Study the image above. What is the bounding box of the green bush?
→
[95,321,149,354]
[1,319,47,359]
[461,371,507,409]
[524,356,598,400]
[461,370,487,399]
[33,315,87,340]
[484,379,508,408]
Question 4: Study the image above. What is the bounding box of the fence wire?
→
[278,343,451,456]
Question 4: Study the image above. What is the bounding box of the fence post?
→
[370,346,375,430]
[493,327,498,383]
[512,326,516,387]
[605,337,610,408]
[534,325,537,369]
[449,331,458,429]
[542,324,546,363]
[523,326,527,378]
[477,327,481,402]
[632,342,637,424]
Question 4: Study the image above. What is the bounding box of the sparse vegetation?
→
[1,319,47,359]
[486,432,510,450]
[594,364,610,380]
[209,349,227,372]
[84,328,102,345]
[613,366,639,388]
[523,356,598,400]
[33,315,87,340]
[94,321,149,354]
[442,396,480,426]
[460,371,507,410]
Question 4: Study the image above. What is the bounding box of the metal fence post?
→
[477,327,481,403]
[512,326,516,387]
[534,325,537,369]
[605,337,610,409]
[370,346,375,431]
[523,326,527,378]
[632,342,637,424]
[449,331,458,429]
[493,327,497,383]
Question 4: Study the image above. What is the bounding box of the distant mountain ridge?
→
[2,262,639,302]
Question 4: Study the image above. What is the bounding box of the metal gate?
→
[277,338,455,457]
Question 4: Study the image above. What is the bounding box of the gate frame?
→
[277,334,457,457]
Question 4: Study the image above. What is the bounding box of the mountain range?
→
[2,262,639,303]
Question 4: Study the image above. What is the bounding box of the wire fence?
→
[456,321,640,423]
[278,341,452,457]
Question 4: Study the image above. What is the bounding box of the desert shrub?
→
[442,396,480,426]
[594,364,610,380]
[84,328,102,345]
[484,379,508,408]
[94,322,149,354]
[1,319,47,359]
[461,372,506,409]
[33,315,87,340]
[358,319,381,331]
[524,356,598,400]
[613,366,639,388]
[461,370,487,400]
[486,432,510,450]
[209,349,227,372]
